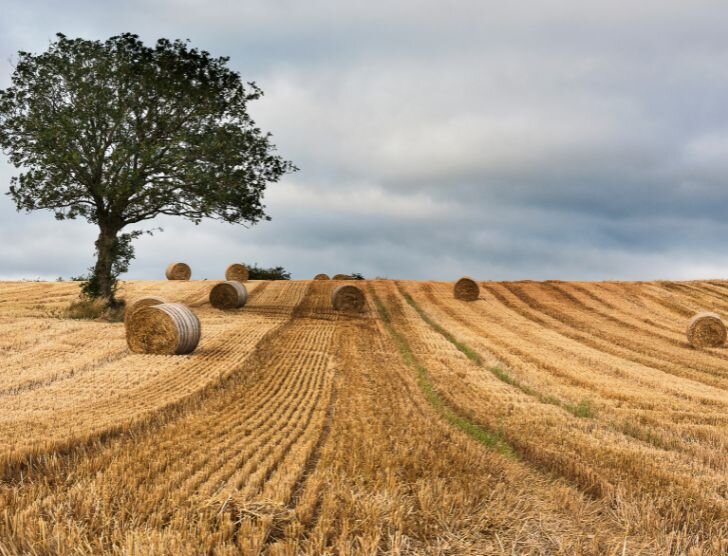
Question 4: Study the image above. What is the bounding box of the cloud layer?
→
[2,0,728,280]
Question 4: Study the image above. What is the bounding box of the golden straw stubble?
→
[123,296,167,324]
[314,273,331,280]
[331,284,366,312]
[454,277,479,301]
[225,263,249,282]
[165,262,192,281]
[209,281,248,309]
[126,303,201,355]
[687,311,726,348]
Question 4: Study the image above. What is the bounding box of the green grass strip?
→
[369,286,515,458]
[395,282,595,419]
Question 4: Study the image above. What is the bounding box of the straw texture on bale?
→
[124,296,167,324]
[314,273,331,280]
[225,263,249,282]
[332,274,352,280]
[165,262,192,281]
[687,311,726,348]
[454,277,479,301]
[126,303,201,355]
[210,281,248,310]
[331,284,366,312]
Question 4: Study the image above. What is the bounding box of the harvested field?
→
[0,278,726,554]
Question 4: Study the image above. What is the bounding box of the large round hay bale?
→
[225,263,249,282]
[165,262,191,281]
[127,303,201,355]
[331,284,365,312]
[454,277,479,301]
[687,312,726,348]
[210,281,248,309]
[332,274,352,280]
[124,296,167,324]
[314,273,331,280]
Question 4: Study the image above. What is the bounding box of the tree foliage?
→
[246,264,291,281]
[0,33,295,301]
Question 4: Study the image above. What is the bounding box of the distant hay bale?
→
[687,312,726,348]
[454,277,479,301]
[225,263,249,282]
[314,273,331,280]
[126,303,201,355]
[332,274,352,280]
[331,284,365,312]
[124,296,167,324]
[210,281,248,310]
[165,262,191,281]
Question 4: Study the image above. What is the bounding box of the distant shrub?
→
[247,264,291,280]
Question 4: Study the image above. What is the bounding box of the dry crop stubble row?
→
[477,282,728,468]
[0,280,727,554]
[0,281,337,554]
[0,281,657,555]
[392,280,728,553]
[0,281,311,477]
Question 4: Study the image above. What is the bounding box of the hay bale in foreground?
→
[687,312,726,348]
[124,296,167,324]
[225,263,249,282]
[454,277,479,301]
[127,303,201,355]
[314,273,331,280]
[210,281,248,309]
[332,274,352,280]
[332,284,365,312]
[165,262,191,281]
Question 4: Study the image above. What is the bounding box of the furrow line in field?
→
[390,282,728,542]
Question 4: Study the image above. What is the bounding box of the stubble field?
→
[0,279,726,555]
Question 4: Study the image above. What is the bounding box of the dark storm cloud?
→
[2,0,728,280]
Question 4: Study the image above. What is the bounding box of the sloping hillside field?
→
[0,279,726,554]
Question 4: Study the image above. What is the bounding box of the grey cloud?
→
[2,0,728,281]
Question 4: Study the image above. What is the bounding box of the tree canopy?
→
[0,33,295,301]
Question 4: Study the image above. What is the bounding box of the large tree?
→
[0,33,295,302]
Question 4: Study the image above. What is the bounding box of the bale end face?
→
[166,262,192,281]
[210,281,248,310]
[454,277,479,301]
[124,296,167,325]
[332,284,366,312]
[126,303,201,355]
[225,263,249,282]
[687,311,726,348]
[314,273,331,281]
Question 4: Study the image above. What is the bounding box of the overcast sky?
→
[2,0,728,281]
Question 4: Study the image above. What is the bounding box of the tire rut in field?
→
[498,281,728,389]
[273,294,654,554]
[393,281,728,544]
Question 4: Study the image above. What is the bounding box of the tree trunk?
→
[93,226,119,303]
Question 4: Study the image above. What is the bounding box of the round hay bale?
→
[687,311,726,348]
[454,277,479,301]
[331,284,365,312]
[332,274,352,280]
[314,273,331,281]
[124,296,167,325]
[225,263,249,282]
[210,281,248,310]
[165,262,191,281]
[126,303,201,355]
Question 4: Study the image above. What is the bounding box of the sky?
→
[1,0,728,281]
